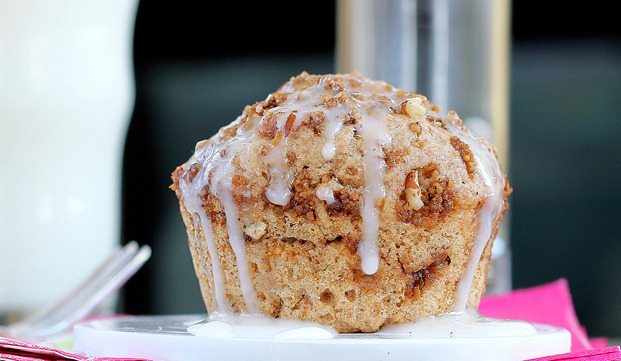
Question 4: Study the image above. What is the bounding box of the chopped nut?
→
[241,114,258,132]
[253,103,264,115]
[323,91,349,108]
[244,222,267,240]
[385,146,408,168]
[343,111,357,125]
[404,97,426,119]
[405,171,424,210]
[409,122,422,135]
[284,113,296,137]
[258,113,278,138]
[231,174,248,187]
[263,92,287,110]
[272,130,284,146]
[222,125,238,138]
[323,77,341,92]
[421,163,438,179]
[185,163,200,182]
[302,111,326,135]
[286,151,297,163]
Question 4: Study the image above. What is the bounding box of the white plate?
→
[74,315,570,361]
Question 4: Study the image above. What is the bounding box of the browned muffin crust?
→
[171,72,510,332]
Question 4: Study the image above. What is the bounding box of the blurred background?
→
[120,0,621,337]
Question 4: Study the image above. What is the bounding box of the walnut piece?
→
[404,98,426,119]
[244,222,267,240]
[405,171,424,210]
[285,113,296,137]
[408,122,422,136]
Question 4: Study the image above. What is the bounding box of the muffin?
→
[171,72,510,333]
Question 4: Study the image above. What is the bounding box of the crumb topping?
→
[396,164,455,227]
[450,136,476,176]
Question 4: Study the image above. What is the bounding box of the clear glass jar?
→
[336,0,511,294]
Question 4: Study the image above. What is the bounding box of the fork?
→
[0,241,151,339]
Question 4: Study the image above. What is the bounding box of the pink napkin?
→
[525,346,621,361]
[1,280,617,360]
[480,279,594,351]
[0,336,149,361]
[479,279,620,360]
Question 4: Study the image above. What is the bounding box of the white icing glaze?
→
[321,106,346,160]
[263,76,400,277]
[315,186,336,204]
[264,88,325,205]
[189,311,536,341]
[264,134,293,206]
[444,112,505,312]
[180,120,261,313]
[179,146,230,313]
[379,312,536,338]
[263,150,290,207]
[210,171,260,313]
[188,313,337,340]
[358,106,391,275]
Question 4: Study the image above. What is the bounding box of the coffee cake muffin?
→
[171,72,510,332]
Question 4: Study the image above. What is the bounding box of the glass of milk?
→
[0,0,138,319]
